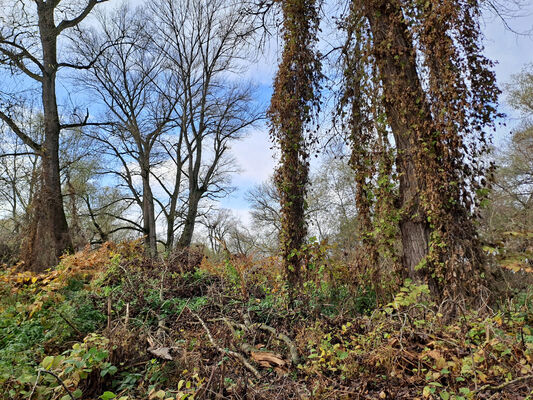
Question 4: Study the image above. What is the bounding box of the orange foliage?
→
[0,240,144,316]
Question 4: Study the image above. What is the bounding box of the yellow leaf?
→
[149,390,166,400]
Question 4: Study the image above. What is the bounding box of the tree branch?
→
[56,0,109,33]
[0,110,41,152]
[60,109,112,130]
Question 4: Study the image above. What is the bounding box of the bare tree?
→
[152,0,262,250]
[74,4,174,257]
[0,0,107,270]
[246,158,359,255]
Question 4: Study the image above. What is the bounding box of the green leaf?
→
[99,391,117,400]
[337,351,349,360]
[41,356,55,370]
[459,387,471,395]
[439,392,450,400]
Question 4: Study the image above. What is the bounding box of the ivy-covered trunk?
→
[343,0,501,303]
[268,0,322,293]
[363,0,431,282]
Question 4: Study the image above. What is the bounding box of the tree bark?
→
[141,157,157,257]
[23,3,73,271]
[363,0,431,280]
[176,190,202,248]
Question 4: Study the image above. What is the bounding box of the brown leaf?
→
[250,351,286,368]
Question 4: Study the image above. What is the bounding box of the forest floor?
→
[1,241,532,400]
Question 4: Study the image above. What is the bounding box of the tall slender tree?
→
[153,0,261,250]
[268,0,322,292]
[75,4,172,257]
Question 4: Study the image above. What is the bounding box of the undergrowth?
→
[0,241,532,399]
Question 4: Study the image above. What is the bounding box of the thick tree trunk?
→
[364,0,431,280]
[176,190,201,249]
[141,166,157,257]
[23,4,72,271]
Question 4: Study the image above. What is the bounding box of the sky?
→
[3,0,532,229]
[219,2,533,224]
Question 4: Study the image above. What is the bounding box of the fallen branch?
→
[216,318,300,365]
[255,323,300,365]
[28,369,76,400]
[475,374,533,393]
[57,312,82,336]
[193,312,261,379]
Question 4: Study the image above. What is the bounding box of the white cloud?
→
[230,125,277,186]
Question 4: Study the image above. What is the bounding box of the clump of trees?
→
[0,0,527,307]
[0,0,259,269]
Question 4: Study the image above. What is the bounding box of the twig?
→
[57,312,82,335]
[125,302,130,328]
[195,364,218,400]
[174,299,190,324]
[28,369,42,400]
[28,369,76,400]
[106,296,112,331]
[474,374,533,393]
[193,312,261,379]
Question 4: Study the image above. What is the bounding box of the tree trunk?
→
[141,165,157,257]
[165,147,184,252]
[364,0,431,280]
[176,190,201,248]
[22,4,72,271]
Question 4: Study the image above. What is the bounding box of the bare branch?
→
[0,110,41,152]
[56,0,109,33]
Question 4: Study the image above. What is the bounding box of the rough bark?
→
[176,190,202,249]
[363,0,432,280]
[141,162,158,257]
[24,2,73,270]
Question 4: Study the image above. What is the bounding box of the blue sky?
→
[482,5,533,138]
[4,1,531,225]
[220,4,533,221]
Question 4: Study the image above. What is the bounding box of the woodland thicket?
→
[0,0,532,399]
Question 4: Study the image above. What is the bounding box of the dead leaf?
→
[148,346,173,361]
[250,351,285,368]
